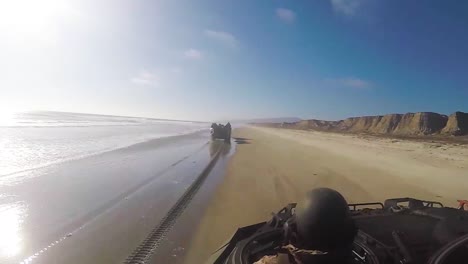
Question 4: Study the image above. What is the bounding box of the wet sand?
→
[147,141,234,264]
[0,131,218,264]
[185,127,468,264]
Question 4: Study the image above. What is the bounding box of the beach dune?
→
[185,126,468,263]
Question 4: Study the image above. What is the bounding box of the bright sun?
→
[0,0,72,38]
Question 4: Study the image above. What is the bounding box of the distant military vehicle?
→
[211,122,231,142]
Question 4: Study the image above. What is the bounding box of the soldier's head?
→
[286,188,357,263]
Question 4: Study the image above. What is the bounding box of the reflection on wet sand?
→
[209,140,231,158]
[0,202,26,260]
[6,133,219,264]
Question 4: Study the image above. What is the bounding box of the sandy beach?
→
[185,126,468,264]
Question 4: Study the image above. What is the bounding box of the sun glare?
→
[0,203,26,258]
[0,109,19,126]
[0,0,72,38]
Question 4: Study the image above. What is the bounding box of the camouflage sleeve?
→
[253,255,279,264]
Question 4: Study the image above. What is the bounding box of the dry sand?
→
[185,126,468,264]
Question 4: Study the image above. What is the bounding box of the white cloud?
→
[131,69,159,86]
[330,0,364,16]
[326,77,373,89]
[184,48,203,59]
[204,30,238,48]
[276,8,296,23]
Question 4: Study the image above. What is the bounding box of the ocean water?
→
[0,111,207,184]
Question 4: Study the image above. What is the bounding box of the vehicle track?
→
[123,142,226,264]
[19,142,211,264]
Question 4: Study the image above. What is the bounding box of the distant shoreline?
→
[19,110,209,124]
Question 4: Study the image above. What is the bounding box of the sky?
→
[1,0,467,121]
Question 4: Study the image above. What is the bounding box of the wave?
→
[0,129,208,186]
[2,123,154,128]
[0,111,208,128]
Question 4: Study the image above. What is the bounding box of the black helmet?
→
[293,188,357,251]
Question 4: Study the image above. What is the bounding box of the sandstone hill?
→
[441,112,468,135]
[268,111,468,136]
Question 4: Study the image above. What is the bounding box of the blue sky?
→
[1,0,467,121]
